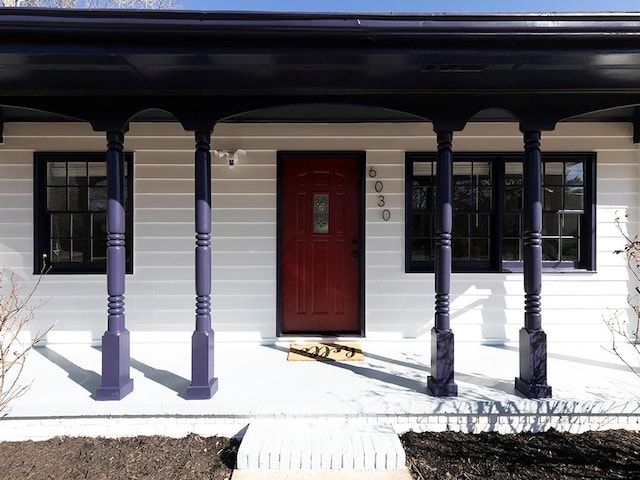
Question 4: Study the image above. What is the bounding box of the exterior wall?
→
[0,121,637,347]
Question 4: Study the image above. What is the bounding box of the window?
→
[34,153,133,274]
[405,153,595,273]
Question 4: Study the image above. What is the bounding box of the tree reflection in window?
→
[405,153,594,272]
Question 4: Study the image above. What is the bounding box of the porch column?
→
[515,129,552,398]
[427,130,458,397]
[96,130,133,401]
[186,130,219,400]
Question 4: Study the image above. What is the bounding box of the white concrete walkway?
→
[1,340,639,442]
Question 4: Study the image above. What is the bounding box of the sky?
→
[184,0,640,13]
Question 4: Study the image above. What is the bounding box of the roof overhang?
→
[2,9,640,130]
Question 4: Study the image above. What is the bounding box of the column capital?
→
[195,130,212,145]
[518,119,556,133]
[106,130,126,145]
[435,130,453,148]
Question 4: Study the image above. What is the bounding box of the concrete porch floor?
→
[1,340,640,442]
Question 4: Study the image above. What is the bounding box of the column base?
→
[515,376,552,399]
[186,378,219,400]
[427,327,458,397]
[187,328,218,400]
[96,378,134,401]
[427,375,458,397]
[515,327,552,398]
[96,329,133,401]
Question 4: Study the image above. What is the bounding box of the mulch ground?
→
[0,429,638,479]
[0,434,238,480]
[401,429,640,480]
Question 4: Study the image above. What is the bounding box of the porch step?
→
[236,422,407,473]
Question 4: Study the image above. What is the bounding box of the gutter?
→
[0,8,640,42]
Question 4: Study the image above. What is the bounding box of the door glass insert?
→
[314,194,329,234]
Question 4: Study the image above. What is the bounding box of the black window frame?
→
[405,152,596,273]
[34,152,134,275]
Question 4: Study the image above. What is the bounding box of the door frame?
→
[276,151,366,337]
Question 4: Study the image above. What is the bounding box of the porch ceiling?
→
[2,9,640,129]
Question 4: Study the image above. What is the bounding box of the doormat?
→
[287,343,364,362]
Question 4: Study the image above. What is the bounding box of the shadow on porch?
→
[1,340,639,441]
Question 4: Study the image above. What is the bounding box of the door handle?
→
[351,250,358,258]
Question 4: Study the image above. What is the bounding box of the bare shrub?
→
[605,213,640,378]
[0,267,53,413]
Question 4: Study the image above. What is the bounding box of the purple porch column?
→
[427,130,458,397]
[515,130,552,398]
[96,131,133,401]
[186,130,219,400]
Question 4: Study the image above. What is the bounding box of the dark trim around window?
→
[405,152,596,273]
[34,152,134,275]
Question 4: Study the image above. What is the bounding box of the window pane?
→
[68,162,87,186]
[502,239,521,261]
[543,162,564,183]
[453,162,472,185]
[89,186,107,211]
[92,213,107,238]
[562,214,579,237]
[504,186,522,211]
[452,238,469,260]
[411,239,433,261]
[51,213,70,238]
[72,239,90,263]
[565,162,583,185]
[412,213,432,237]
[542,213,559,236]
[477,186,492,210]
[543,186,562,210]
[565,187,583,210]
[88,162,107,186]
[542,239,559,261]
[47,162,67,186]
[477,172,491,185]
[503,213,520,237]
[453,213,469,236]
[47,187,67,211]
[413,161,435,177]
[470,238,489,260]
[92,239,107,262]
[453,186,472,210]
[471,214,490,237]
[72,214,91,238]
[505,161,523,185]
[51,238,70,262]
[67,186,86,211]
[562,238,578,261]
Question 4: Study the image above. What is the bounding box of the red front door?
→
[281,155,362,334]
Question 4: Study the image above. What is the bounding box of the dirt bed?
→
[1,429,639,479]
[401,429,640,480]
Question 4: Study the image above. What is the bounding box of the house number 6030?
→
[369,167,390,221]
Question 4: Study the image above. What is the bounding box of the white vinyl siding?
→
[0,121,637,347]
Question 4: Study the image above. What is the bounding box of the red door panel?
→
[281,156,361,334]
